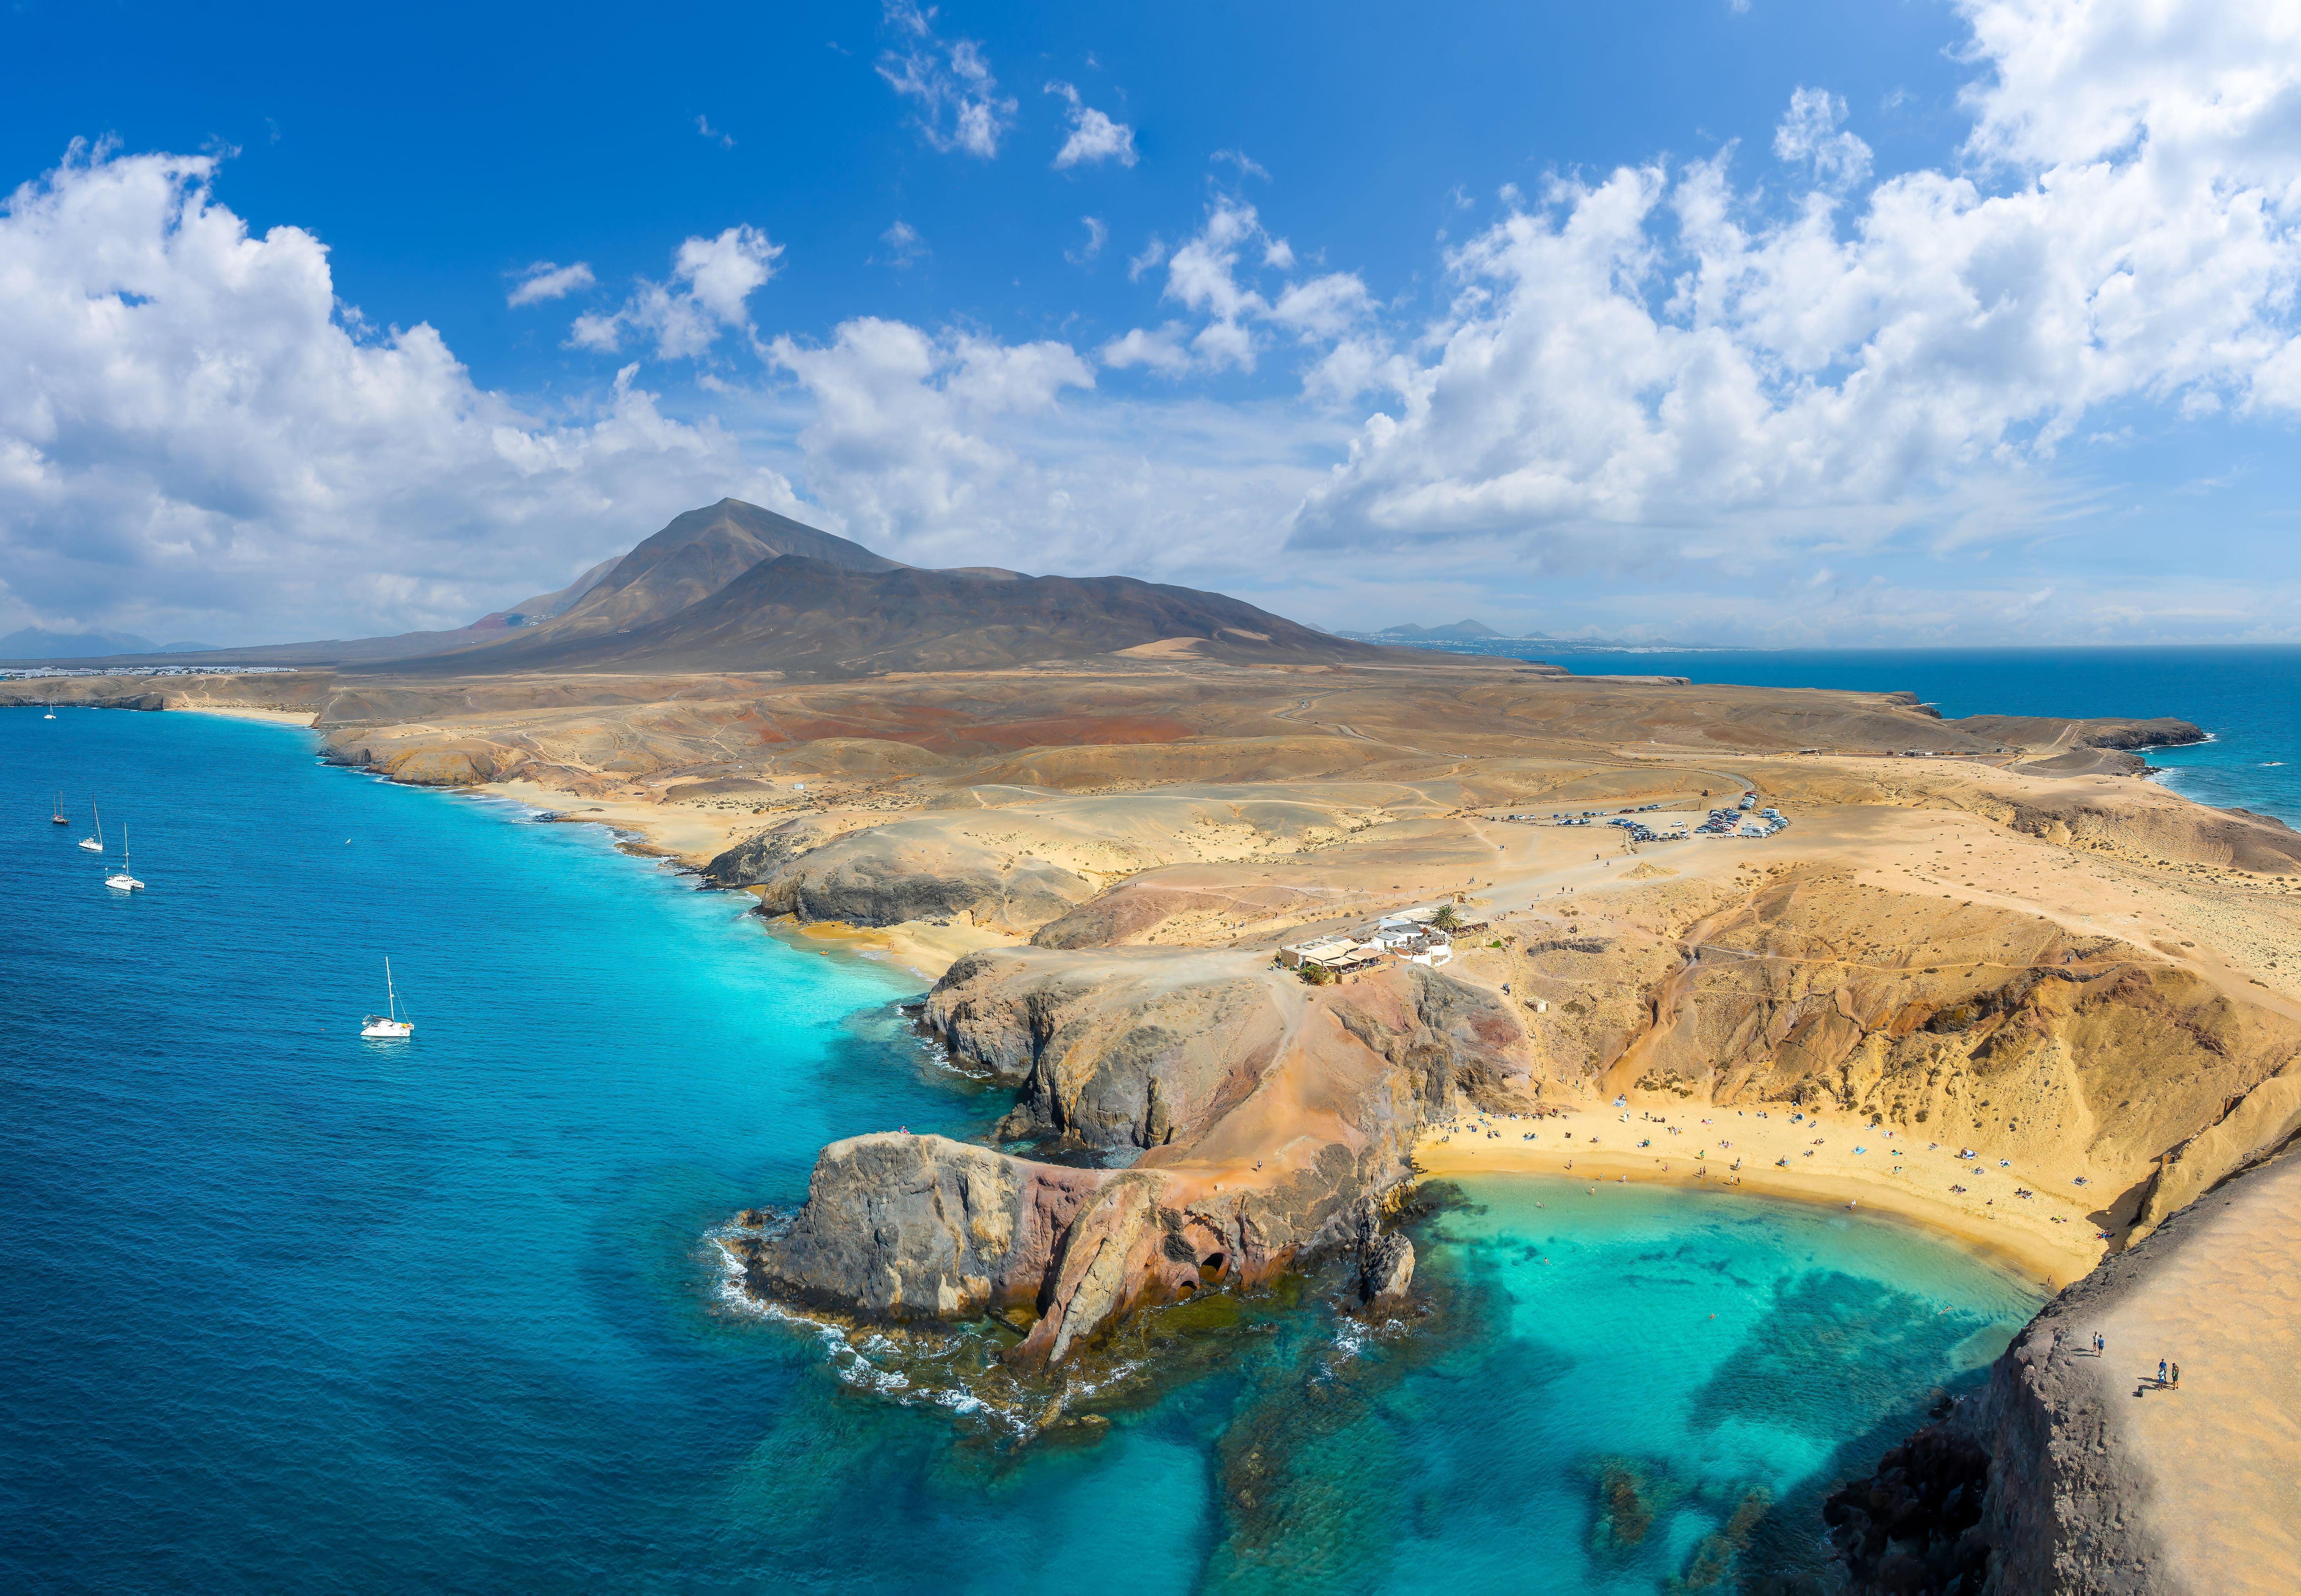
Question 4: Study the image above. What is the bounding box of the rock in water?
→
[746,1133,1110,1320]
[1360,1232,1415,1305]
[747,957,1538,1361]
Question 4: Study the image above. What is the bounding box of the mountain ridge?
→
[1374,619,1503,641]
[0,626,215,658]
[5,499,1377,679]
[375,552,1382,679]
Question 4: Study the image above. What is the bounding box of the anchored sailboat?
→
[104,824,144,891]
[51,789,69,824]
[79,797,104,853]
[361,958,414,1039]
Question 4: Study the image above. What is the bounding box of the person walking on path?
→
[2158,1359,2168,1384]
[2094,1332,2105,1356]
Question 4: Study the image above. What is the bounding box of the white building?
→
[1278,937,1387,973]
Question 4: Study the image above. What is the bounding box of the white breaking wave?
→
[703,1227,1038,1439]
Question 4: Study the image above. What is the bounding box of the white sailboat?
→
[361,957,414,1039]
[104,824,144,891]
[79,797,104,853]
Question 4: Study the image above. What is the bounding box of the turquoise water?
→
[1,708,2039,1592]
[1419,645,2301,828]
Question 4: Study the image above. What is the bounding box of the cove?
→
[0,707,2038,1593]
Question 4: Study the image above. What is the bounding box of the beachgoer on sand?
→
[2171,1362,2180,1387]
[2158,1359,2168,1383]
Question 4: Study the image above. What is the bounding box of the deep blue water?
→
[2,708,2039,1593]
[1422,645,2301,827]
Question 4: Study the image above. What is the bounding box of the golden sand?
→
[172,703,319,727]
[767,914,1020,982]
[480,778,754,867]
[1414,1099,2104,1287]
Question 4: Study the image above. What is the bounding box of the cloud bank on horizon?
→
[1,0,2298,648]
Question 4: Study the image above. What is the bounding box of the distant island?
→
[1365,618,1505,642]
[1341,618,1724,654]
[0,626,215,659]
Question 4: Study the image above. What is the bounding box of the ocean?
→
[1426,645,2301,828]
[2,707,2041,1594]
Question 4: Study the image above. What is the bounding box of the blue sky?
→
[2,0,2298,646]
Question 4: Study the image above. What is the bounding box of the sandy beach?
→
[480,778,756,865]
[172,703,319,727]
[768,914,1021,983]
[1414,1099,2104,1287]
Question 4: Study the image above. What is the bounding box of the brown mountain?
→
[380,553,1380,679]
[23,497,1373,678]
[497,552,624,625]
[531,498,905,641]
[12,499,908,670]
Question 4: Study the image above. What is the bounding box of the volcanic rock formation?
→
[744,952,1526,1366]
[405,553,1380,679]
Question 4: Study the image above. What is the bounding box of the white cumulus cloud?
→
[765,316,1098,556]
[1772,86,1873,188]
[0,144,794,643]
[878,2,1016,158]
[569,225,782,360]
[1105,197,1373,376]
[1066,215,1108,265]
[507,260,595,308]
[1046,81,1138,169]
[1289,2,2301,570]
[1099,322,1193,373]
[878,218,925,270]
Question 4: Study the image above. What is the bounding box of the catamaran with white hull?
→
[361,958,414,1039]
[104,824,144,891]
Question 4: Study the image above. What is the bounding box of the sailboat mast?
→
[387,956,399,1023]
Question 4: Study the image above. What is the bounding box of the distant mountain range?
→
[1341,619,1702,652]
[0,627,215,658]
[1368,619,1504,642]
[6,500,1383,679]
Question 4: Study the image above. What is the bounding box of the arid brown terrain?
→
[14,505,2301,1589]
[20,653,2297,1288]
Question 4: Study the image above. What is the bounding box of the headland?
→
[12,502,2301,1587]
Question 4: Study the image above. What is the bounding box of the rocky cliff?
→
[707,814,1098,930]
[925,947,1291,1152]
[740,951,1529,1366]
[1831,1142,2301,1595]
